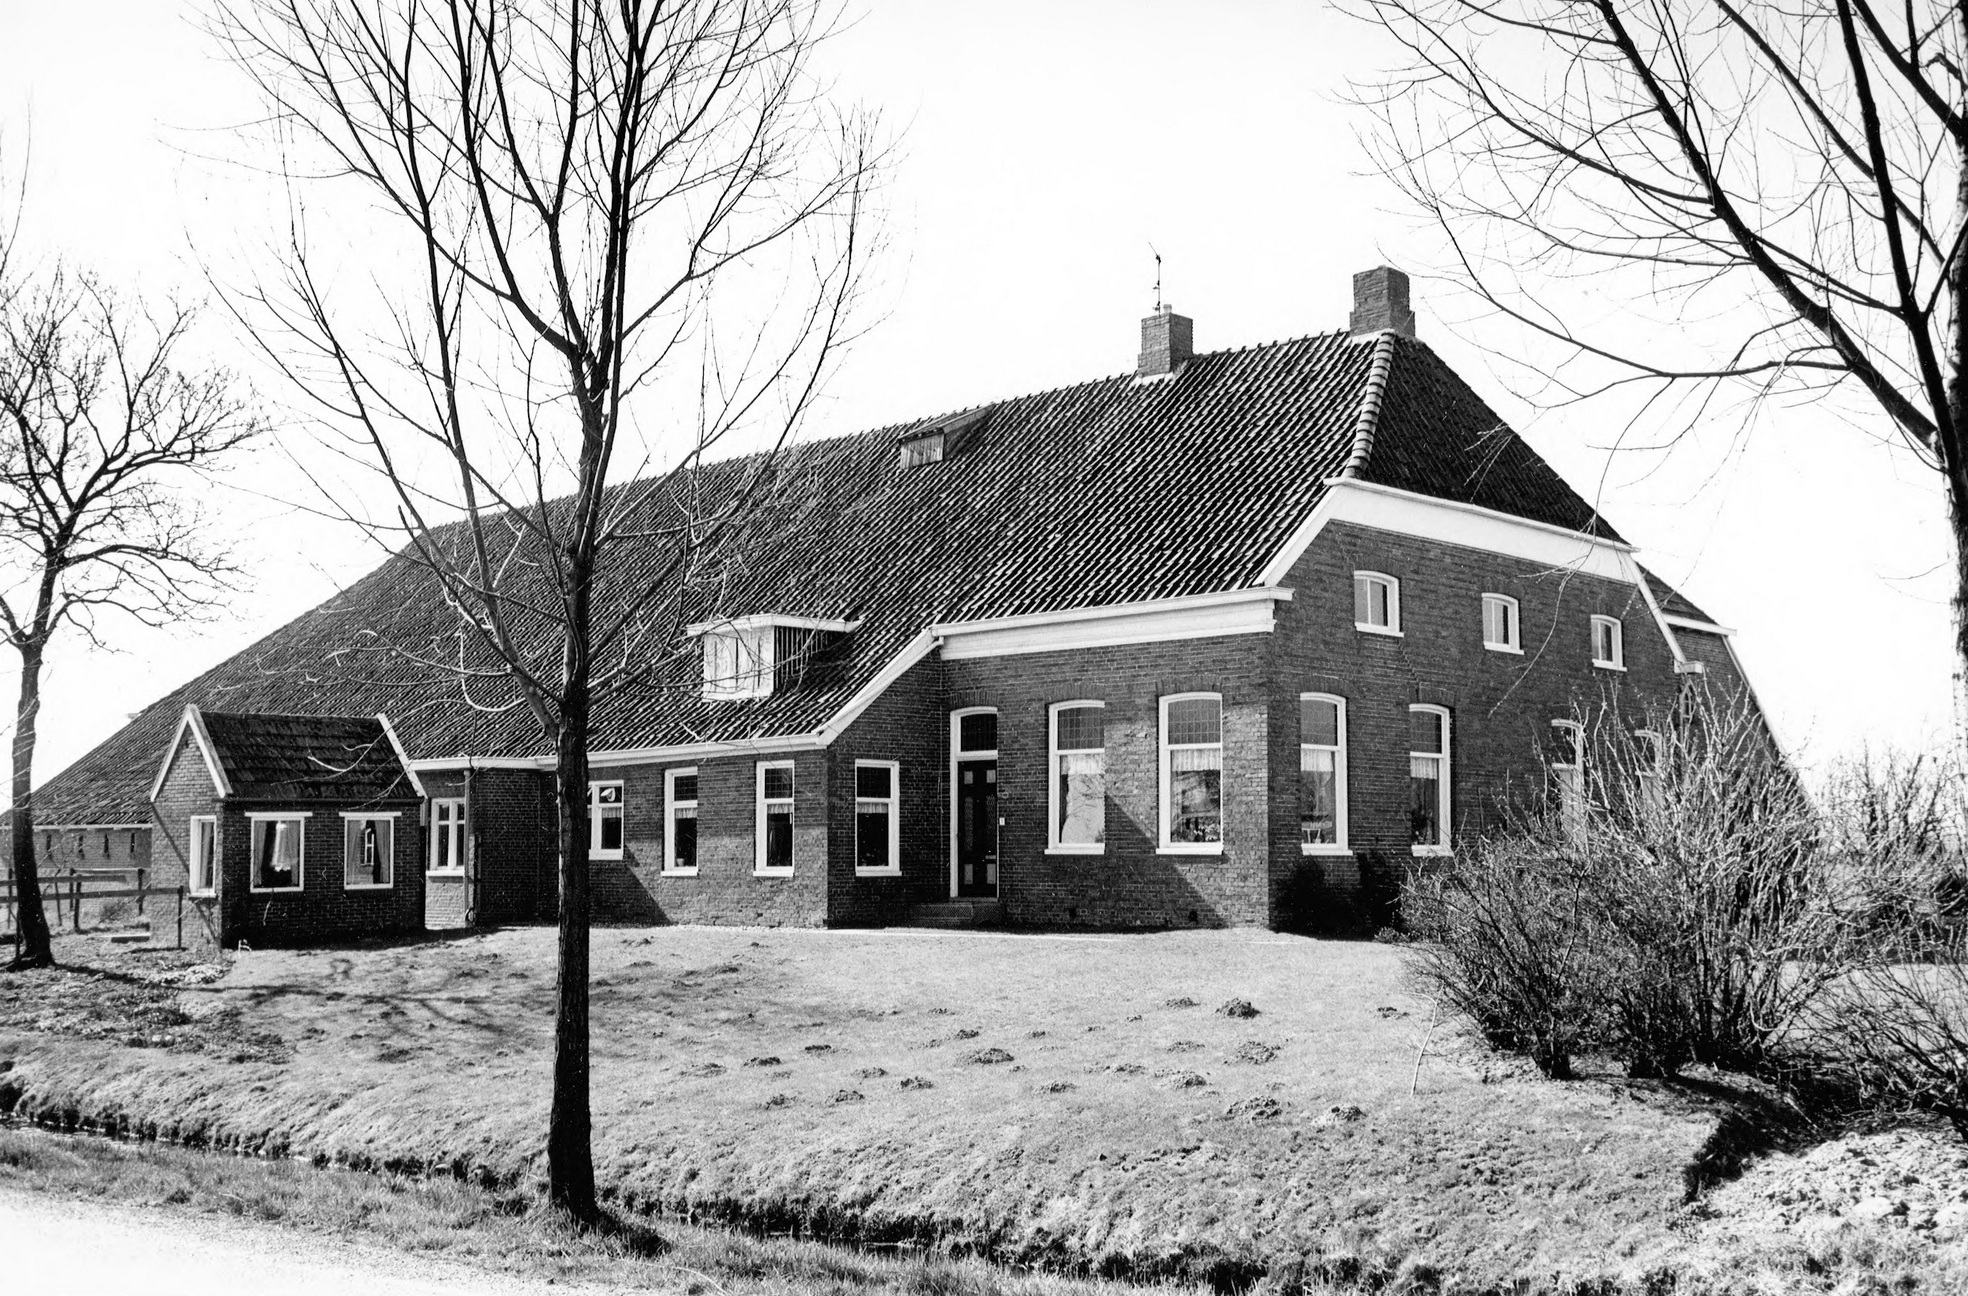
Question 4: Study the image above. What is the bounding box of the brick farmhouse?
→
[23,268,1758,944]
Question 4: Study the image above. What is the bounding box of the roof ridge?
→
[1339,330,1399,479]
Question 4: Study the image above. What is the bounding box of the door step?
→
[905,900,1004,929]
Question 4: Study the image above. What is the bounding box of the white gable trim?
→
[1256,478,1637,587]
[1664,613,1735,638]
[375,713,427,799]
[1633,570,1690,668]
[148,704,231,803]
[930,588,1292,661]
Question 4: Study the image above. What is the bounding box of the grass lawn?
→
[0,924,1922,1291]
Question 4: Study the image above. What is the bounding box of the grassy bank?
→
[0,925,1951,1291]
[0,1123,1218,1296]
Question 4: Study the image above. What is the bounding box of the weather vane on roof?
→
[1150,244,1163,311]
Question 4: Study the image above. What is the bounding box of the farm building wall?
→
[588,748,830,928]
[825,656,948,926]
[31,825,152,882]
[217,798,425,948]
[149,729,223,952]
[468,768,555,926]
[940,636,1275,930]
[420,770,470,931]
[1266,519,1691,929]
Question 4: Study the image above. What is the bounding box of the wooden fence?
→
[0,867,185,949]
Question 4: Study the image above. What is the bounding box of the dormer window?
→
[688,614,860,700]
[896,405,991,469]
[702,623,774,699]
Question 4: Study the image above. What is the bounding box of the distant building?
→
[28,267,1755,942]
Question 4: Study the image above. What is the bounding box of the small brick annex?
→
[20,268,1769,943]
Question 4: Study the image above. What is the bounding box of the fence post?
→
[72,872,83,934]
[176,886,184,950]
[136,866,146,916]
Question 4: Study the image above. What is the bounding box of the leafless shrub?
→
[1408,690,1865,1081]
[1814,750,1968,1136]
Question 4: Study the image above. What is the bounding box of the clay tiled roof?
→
[33,330,1624,824]
[194,711,418,805]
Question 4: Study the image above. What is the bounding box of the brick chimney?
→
[1137,305,1194,378]
[1348,266,1416,340]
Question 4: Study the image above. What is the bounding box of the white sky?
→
[0,0,1954,788]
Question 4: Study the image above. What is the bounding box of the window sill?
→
[588,851,625,863]
[1157,844,1223,856]
[189,889,216,899]
[1300,844,1353,857]
[1593,661,1626,672]
[754,867,795,878]
[660,867,699,878]
[1045,845,1105,856]
[248,886,304,895]
[427,869,466,879]
[1410,845,1453,858]
[344,882,395,891]
[854,867,902,878]
[1354,623,1403,638]
[1484,643,1524,655]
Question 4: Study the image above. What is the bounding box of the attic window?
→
[897,406,990,469]
[688,614,860,700]
[703,624,774,699]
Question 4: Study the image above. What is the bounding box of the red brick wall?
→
[420,771,470,930]
[590,749,830,927]
[941,638,1275,929]
[470,768,555,926]
[149,731,223,951]
[826,656,947,926]
[219,798,426,948]
[1266,520,1690,925]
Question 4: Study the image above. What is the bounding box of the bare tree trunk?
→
[548,544,597,1223]
[8,641,51,969]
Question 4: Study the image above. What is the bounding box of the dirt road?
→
[0,1188,591,1295]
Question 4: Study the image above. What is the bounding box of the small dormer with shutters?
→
[689,615,859,700]
[896,405,992,469]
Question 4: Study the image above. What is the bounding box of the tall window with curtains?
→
[1161,694,1223,849]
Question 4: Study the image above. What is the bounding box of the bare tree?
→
[214,0,878,1223]
[0,266,261,969]
[1352,0,1968,727]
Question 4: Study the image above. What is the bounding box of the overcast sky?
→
[0,0,1954,785]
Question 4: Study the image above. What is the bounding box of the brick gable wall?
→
[825,656,947,926]
[1266,520,1688,924]
[150,730,223,951]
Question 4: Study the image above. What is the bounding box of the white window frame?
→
[702,625,775,700]
[853,759,901,877]
[245,811,310,893]
[1353,571,1402,637]
[428,798,466,875]
[1158,692,1225,855]
[340,810,399,891]
[1482,593,1522,654]
[755,760,796,876]
[1046,700,1106,855]
[947,707,1000,898]
[664,767,700,876]
[587,780,625,861]
[187,815,217,896]
[1549,720,1586,842]
[1408,705,1452,857]
[1298,693,1349,855]
[1591,615,1625,670]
